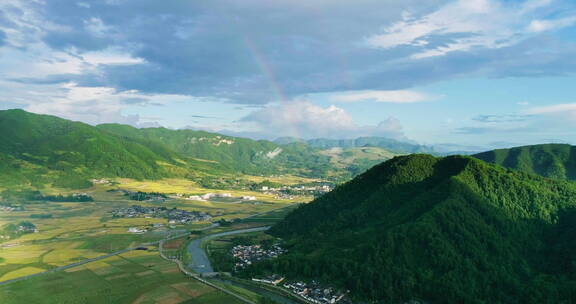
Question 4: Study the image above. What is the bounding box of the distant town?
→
[171,192,257,202]
[0,203,24,212]
[252,275,351,304]
[111,205,212,224]
[260,184,333,200]
[229,242,351,303]
[282,280,351,304]
[232,244,286,270]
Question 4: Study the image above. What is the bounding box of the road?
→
[0,224,218,287]
[187,226,271,273]
[159,241,258,304]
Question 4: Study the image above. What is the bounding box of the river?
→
[187,226,271,273]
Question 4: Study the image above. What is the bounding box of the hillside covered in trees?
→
[275,136,434,154]
[473,143,576,180]
[0,109,208,189]
[0,110,401,189]
[247,154,576,303]
[97,124,335,177]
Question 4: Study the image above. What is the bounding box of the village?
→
[232,243,286,270]
[111,205,212,224]
[260,184,333,200]
[281,280,351,304]
[0,221,38,240]
[171,192,257,202]
[0,203,24,212]
[251,274,351,304]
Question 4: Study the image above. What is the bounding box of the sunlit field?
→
[0,178,308,283]
[0,248,245,304]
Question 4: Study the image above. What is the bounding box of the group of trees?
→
[124,191,167,201]
[0,189,93,202]
[1,221,36,240]
[241,155,576,303]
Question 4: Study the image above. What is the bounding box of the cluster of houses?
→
[91,178,112,185]
[189,135,235,146]
[127,227,147,234]
[252,274,285,285]
[16,222,37,233]
[282,281,349,304]
[1,221,38,240]
[231,244,286,269]
[261,184,333,199]
[111,205,212,224]
[171,192,257,202]
[0,204,24,212]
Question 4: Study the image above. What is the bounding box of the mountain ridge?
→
[245,154,576,303]
[473,143,576,180]
[0,109,224,188]
[0,109,401,188]
[274,136,434,154]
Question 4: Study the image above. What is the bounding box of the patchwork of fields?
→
[0,248,245,304]
[0,177,308,302]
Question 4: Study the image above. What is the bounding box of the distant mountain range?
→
[473,143,576,180]
[0,110,406,188]
[253,154,576,303]
[274,136,434,154]
[0,109,193,189]
[5,109,574,192]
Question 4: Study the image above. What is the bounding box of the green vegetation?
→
[0,109,197,189]
[1,189,92,202]
[1,221,36,239]
[123,191,167,201]
[29,214,53,219]
[0,109,402,190]
[277,136,434,153]
[36,194,94,202]
[248,154,576,303]
[98,124,339,177]
[474,143,576,180]
[0,251,245,304]
[98,123,402,179]
[208,232,277,273]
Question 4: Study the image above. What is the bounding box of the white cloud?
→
[332,90,433,103]
[366,0,576,59]
[520,0,554,13]
[0,78,191,126]
[525,103,576,120]
[84,17,111,37]
[528,16,576,32]
[81,50,144,66]
[238,100,405,139]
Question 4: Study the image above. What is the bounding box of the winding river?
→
[187,226,271,273]
[186,226,304,304]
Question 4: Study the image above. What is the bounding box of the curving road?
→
[187,226,271,274]
[0,227,208,287]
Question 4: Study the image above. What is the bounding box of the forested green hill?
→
[97,124,397,178]
[0,109,403,189]
[275,136,434,154]
[473,143,576,180]
[0,110,222,188]
[249,154,576,303]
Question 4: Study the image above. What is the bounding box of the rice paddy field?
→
[0,248,246,304]
[0,177,307,287]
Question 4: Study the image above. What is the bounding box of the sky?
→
[1,0,576,150]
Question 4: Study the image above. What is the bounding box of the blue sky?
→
[1,0,576,150]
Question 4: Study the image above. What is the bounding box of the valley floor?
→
[0,178,310,303]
